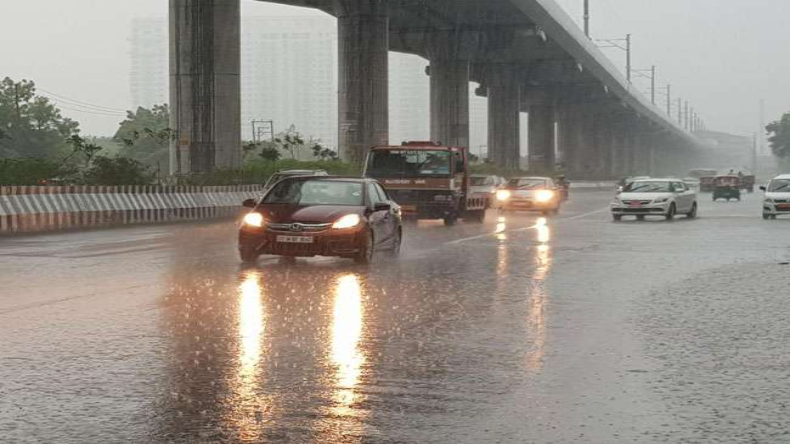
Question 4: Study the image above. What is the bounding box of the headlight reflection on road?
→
[534,217,551,244]
[331,274,366,411]
[495,216,507,241]
[230,271,267,440]
[526,231,552,374]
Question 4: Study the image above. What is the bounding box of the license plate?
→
[276,235,314,244]
[630,202,642,207]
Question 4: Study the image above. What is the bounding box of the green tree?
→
[766,113,790,160]
[79,156,153,186]
[0,77,80,158]
[114,104,172,171]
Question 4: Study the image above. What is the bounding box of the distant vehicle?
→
[497,176,563,215]
[739,174,756,193]
[687,168,718,179]
[263,169,329,190]
[363,141,489,225]
[470,174,504,208]
[760,174,790,219]
[699,176,717,193]
[683,177,701,189]
[238,176,402,264]
[611,178,698,221]
[712,175,741,202]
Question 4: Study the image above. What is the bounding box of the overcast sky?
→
[2,0,787,138]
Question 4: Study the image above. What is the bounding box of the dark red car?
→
[239,176,403,264]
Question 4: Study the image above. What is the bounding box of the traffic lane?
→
[2,190,784,443]
[0,194,608,443]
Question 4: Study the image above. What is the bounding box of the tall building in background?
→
[389,53,429,144]
[130,17,471,150]
[129,18,168,111]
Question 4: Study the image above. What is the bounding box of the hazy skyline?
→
[2,0,787,140]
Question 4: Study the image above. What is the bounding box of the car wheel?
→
[239,248,259,263]
[389,228,402,257]
[665,204,676,221]
[763,213,770,220]
[354,231,374,264]
[443,214,458,226]
[613,214,622,222]
[687,203,698,218]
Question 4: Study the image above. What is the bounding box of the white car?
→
[470,175,504,208]
[761,174,790,219]
[497,176,563,215]
[611,178,698,221]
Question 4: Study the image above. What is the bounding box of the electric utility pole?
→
[584,0,590,37]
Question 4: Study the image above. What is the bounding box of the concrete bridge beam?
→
[169,0,241,174]
[338,0,389,165]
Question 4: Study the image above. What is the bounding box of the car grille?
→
[622,200,653,205]
[387,189,451,205]
[620,208,664,214]
[267,222,332,233]
[773,199,790,204]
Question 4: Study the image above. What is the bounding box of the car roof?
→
[773,174,790,180]
[277,169,327,174]
[279,175,371,183]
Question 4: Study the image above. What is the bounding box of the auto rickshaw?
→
[712,175,741,201]
[699,176,716,192]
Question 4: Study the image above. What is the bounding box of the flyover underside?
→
[167,0,702,177]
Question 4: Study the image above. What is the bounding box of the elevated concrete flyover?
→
[170,0,704,178]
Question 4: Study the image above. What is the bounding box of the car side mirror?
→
[760,186,767,192]
[242,198,257,208]
[374,202,392,212]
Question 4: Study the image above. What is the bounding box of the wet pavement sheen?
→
[1,191,789,443]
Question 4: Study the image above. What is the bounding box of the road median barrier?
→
[0,185,263,235]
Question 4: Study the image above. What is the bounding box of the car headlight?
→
[332,214,361,230]
[243,212,265,228]
[496,190,512,201]
[535,190,554,203]
[653,197,670,204]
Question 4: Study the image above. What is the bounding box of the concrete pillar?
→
[169,0,241,174]
[557,103,577,174]
[575,106,598,179]
[338,0,389,165]
[609,117,626,178]
[528,104,556,173]
[487,65,521,170]
[430,59,470,148]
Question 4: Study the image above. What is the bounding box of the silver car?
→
[761,174,790,219]
[611,178,698,221]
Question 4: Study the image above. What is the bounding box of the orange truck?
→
[363,141,489,226]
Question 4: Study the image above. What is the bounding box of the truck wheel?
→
[468,210,486,223]
[443,215,458,226]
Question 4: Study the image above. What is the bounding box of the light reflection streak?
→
[495,215,507,241]
[331,274,366,413]
[230,271,266,439]
[527,219,552,373]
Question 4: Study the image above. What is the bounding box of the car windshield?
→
[624,181,672,193]
[769,179,790,192]
[263,180,363,206]
[470,177,489,186]
[508,179,547,190]
[366,150,451,178]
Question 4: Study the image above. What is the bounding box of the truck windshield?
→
[366,150,451,178]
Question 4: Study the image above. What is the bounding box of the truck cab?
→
[363,141,488,225]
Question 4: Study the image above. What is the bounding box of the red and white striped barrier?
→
[0,185,263,235]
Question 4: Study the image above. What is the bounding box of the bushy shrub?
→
[79,156,154,186]
[0,158,73,185]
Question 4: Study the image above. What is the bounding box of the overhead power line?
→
[37,88,128,113]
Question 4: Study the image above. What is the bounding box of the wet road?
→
[1,190,789,443]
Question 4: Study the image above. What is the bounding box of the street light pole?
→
[584,0,590,37]
[626,34,631,83]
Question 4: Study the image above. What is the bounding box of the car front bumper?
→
[502,199,558,211]
[763,202,790,216]
[239,227,366,258]
[611,202,671,215]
